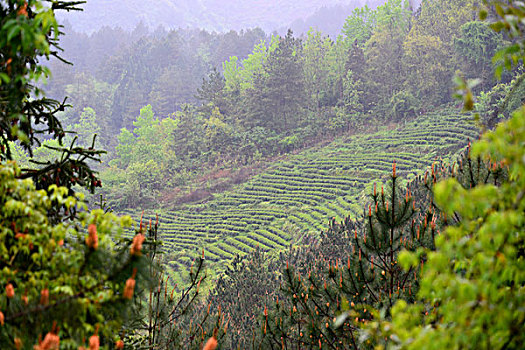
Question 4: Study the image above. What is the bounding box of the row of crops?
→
[123,109,479,277]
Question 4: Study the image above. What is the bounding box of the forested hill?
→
[128,107,479,280]
[57,0,385,34]
[40,0,523,214]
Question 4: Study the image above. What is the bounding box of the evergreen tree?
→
[0,161,151,348]
[344,40,367,112]
[258,164,436,349]
[245,30,305,133]
[196,68,229,115]
[0,3,172,348]
[358,4,522,346]
[364,0,412,114]
[253,148,505,349]
[302,29,333,111]
[1,0,105,215]
[124,216,225,349]
[403,0,481,107]
[211,244,320,349]
[365,107,524,350]
[211,247,279,349]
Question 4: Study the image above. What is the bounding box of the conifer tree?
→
[211,244,320,349]
[344,40,367,111]
[361,2,524,347]
[258,163,436,349]
[1,1,106,218]
[245,30,305,133]
[255,150,505,349]
[0,2,179,348]
[196,68,228,114]
[363,110,523,350]
[123,215,225,349]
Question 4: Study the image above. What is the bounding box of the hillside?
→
[126,108,478,279]
[58,0,382,34]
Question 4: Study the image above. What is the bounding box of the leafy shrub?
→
[389,91,419,121]
[0,162,147,348]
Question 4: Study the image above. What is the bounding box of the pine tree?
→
[343,40,367,111]
[210,244,320,349]
[255,150,506,349]
[1,1,105,217]
[0,2,174,348]
[245,30,305,133]
[0,162,151,348]
[258,163,436,349]
[123,215,225,349]
[196,68,229,115]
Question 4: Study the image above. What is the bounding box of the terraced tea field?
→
[124,109,479,277]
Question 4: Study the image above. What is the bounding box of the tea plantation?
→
[123,109,479,277]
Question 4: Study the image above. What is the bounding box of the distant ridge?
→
[58,0,388,34]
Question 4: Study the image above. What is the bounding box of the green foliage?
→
[71,108,102,148]
[475,70,525,127]
[11,1,521,346]
[61,74,115,148]
[210,246,284,349]
[239,37,279,91]
[124,221,225,349]
[342,5,377,47]
[0,0,105,203]
[455,21,503,89]
[0,162,147,348]
[222,56,242,93]
[367,106,525,350]
[404,0,482,107]
[198,136,503,347]
[256,165,440,349]
[389,91,419,121]
[51,0,510,213]
[403,29,451,107]
[364,0,412,111]
[363,3,525,348]
[196,68,228,114]
[302,29,335,110]
[120,109,478,293]
[104,105,180,207]
[484,0,525,78]
[0,0,64,158]
[341,71,363,115]
[244,30,305,133]
[1,1,231,349]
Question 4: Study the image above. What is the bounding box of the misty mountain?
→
[58,0,386,34]
[279,3,363,38]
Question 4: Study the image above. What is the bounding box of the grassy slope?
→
[123,108,479,281]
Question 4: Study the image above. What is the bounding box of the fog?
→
[58,0,394,35]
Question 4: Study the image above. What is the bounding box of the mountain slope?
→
[125,108,478,279]
[58,0,379,33]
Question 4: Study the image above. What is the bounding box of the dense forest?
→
[0,0,524,349]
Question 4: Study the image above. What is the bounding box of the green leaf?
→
[0,73,11,84]
[7,25,21,41]
[399,251,418,269]
[479,9,488,20]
